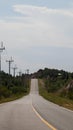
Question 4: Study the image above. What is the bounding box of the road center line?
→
[32,104,57,130]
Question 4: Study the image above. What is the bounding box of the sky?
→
[0,0,73,74]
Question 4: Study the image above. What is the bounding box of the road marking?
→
[32,104,57,130]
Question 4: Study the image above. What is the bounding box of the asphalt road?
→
[0,79,73,130]
[31,79,73,130]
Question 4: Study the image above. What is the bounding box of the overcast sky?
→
[0,0,73,74]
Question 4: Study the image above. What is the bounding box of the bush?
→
[68,87,73,99]
[11,86,27,94]
[0,86,11,98]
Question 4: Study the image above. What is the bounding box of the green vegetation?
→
[39,79,73,110]
[0,71,30,103]
[34,68,73,99]
[33,68,73,110]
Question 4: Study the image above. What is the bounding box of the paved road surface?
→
[31,79,73,130]
[0,79,73,130]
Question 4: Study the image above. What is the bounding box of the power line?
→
[6,57,14,75]
[0,41,5,71]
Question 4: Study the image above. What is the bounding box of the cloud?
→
[0,4,73,50]
[13,4,73,17]
[12,4,73,47]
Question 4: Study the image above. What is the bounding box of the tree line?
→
[0,71,30,100]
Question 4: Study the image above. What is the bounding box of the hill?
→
[32,68,73,99]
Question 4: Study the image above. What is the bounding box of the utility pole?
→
[12,65,17,77]
[6,57,14,75]
[26,69,29,74]
[18,70,22,76]
[0,41,5,72]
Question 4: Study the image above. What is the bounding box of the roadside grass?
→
[38,79,73,111]
[0,93,27,104]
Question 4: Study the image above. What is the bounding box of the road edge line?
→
[32,104,57,130]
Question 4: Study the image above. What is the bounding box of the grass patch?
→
[0,93,27,104]
[38,79,73,111]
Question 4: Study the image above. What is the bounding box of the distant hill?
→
[32,68,73,100]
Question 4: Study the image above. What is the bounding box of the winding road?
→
[0,79,73,130]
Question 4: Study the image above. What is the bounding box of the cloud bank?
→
[0,4,73,49]
[13,4,73,17]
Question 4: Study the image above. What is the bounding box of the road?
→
[0,79,73,130]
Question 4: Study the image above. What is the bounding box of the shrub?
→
[0,86,11,98]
